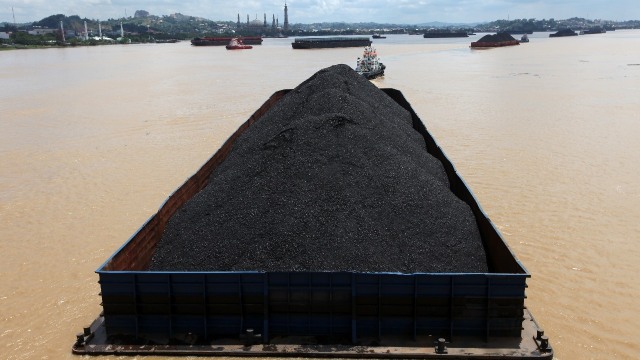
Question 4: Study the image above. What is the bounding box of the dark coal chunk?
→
[149,64,488,273]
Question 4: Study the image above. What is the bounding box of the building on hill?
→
[236,3,290,34]
[28,28,56,35]
[134,10,150,18]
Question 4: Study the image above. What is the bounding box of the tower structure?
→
[283,2,289,32]
[264,13,267,27]
[60,21,65,42]
[237,14,241,28]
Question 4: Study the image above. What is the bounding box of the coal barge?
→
[191,36,263,46]
[423,31,469,38]
[581,26,606,35]
[549,29,578,38]
[73,65,552,359]
[292,36,371,49]
[471,32,520,48]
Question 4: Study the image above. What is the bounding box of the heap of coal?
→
[149,64,488,273]
[476,32,517,43]
[550,28,578,37]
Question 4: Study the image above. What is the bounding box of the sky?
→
[1,0,639,25]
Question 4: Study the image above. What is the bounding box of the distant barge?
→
[471,32,520,48]
[191,36,263,46]
[292,36,371,49]
[580,26,606,35]
[549,29,578,38]
[423,31,469,38]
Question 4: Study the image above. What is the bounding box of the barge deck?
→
[73,308,551,358]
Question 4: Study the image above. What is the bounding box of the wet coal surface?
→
[149,64,488,273]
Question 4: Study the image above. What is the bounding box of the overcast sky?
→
[2,0,639,25]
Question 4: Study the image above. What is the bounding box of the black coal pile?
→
[476,32,517,43]
[549,29,578,37]
[149,64,488,273]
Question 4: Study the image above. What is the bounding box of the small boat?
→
[372,33,386,39]
[520,34,530,43]
[225,38,253,50]
[355,46,385,79]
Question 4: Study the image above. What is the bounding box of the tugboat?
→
[225,38,253,50]
[355,46,385,79]
[372,33,386,39]
[520,34,530,43]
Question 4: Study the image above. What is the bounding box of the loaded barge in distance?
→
[292,36,371,49]
[581,26,606,35]
[471,32,520,48]
[549,29,578,37]
[72,65,552,359]
[423,30,469,38]
[191,36,263,46]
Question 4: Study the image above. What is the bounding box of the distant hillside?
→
[34,14,88,32]
[3,13,639,40]
[416,21,481,27]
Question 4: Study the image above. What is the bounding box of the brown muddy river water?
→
[1,31,639,359]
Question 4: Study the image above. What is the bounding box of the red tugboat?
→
[226,38,253,50]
